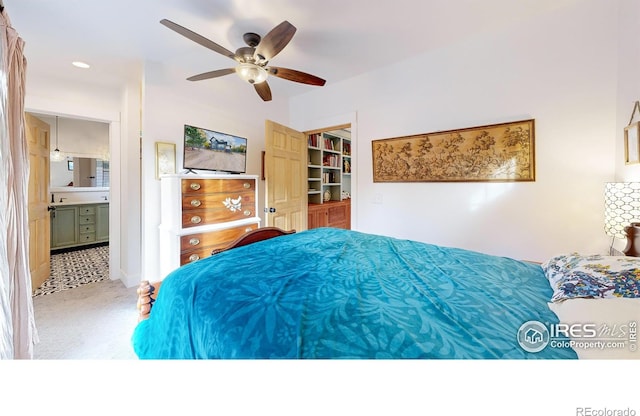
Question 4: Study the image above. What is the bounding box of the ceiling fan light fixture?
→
[236,63,268,84]
[161,19,323,100]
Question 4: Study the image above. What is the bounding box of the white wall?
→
[616,0,640,179]
[49,158,73,187]
[611,0,640,252]
[117,79,142,288]
[140,61,289,282]
[291,0,618,262]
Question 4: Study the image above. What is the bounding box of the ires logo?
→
[517,320,638,353]
[549,323,597,338]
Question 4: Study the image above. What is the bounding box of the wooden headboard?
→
[136,227,295,321]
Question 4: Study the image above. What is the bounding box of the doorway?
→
[27,112,113,294]
[264,120,355,232]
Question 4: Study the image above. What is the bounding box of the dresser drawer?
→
[79,206,96,215]
[181,191,255,211]
[181,178,255,195]
[79,233,96,243]
[80,224,96,234]
[79,215,95,225]
[180,224,258,252]
[179,223,259,265]
[182,204,256,228]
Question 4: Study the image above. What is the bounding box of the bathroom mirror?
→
[51,157,109,187]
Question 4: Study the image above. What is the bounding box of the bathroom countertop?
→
[50,201,109,206]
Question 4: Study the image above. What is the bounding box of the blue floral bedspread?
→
[132,228,577,359]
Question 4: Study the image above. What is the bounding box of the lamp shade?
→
[50,148,65,162]
[604,182,640,238]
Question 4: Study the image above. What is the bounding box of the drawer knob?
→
[189,183,201,191]
[190,199,201,207]
[189,254,200,262]
[245,228,253,232]
[190,216,202,224]
[243,210,251,217]
[243,182,251,189]
[189,238,200,246]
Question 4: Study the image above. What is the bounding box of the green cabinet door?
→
[96,204,109,242]
[50,206,79,248]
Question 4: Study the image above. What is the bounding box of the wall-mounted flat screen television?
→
[183,124,247,174]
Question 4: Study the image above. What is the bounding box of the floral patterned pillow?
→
[541,253,640,302]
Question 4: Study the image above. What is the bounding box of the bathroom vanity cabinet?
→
[50,203,109,250]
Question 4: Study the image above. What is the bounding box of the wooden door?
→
[264,120,307,231]
[25,113,51,292]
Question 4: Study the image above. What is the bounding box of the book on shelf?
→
[322,154,340,167]
[324,137,335,150]
[308,133,320,148]
[322,171,338,183]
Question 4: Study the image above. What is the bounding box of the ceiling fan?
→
[160,19,326,101]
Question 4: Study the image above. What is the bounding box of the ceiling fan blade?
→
[187,68,235,81]
[254,21,296,62]
[160,19,236,60]
[267,67,326,86]
[254,82,272,101]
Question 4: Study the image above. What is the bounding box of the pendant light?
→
[50,116,65,162]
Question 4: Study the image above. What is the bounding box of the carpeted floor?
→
[31,245,139,359]
[32,278,139,359]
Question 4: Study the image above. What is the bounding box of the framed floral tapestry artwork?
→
[372,119,535,182]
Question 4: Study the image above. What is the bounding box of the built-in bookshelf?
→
[307,128,352,205]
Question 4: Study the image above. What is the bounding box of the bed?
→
[132,227,639,359]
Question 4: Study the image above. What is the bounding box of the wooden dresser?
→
[158,174,261,278]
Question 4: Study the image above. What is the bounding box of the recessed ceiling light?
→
[72,61,90,69]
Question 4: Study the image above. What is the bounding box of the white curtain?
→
[0,6,36,359]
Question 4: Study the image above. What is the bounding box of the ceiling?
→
[4,0,581,101]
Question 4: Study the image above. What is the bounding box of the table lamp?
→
[604,182,640,256]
